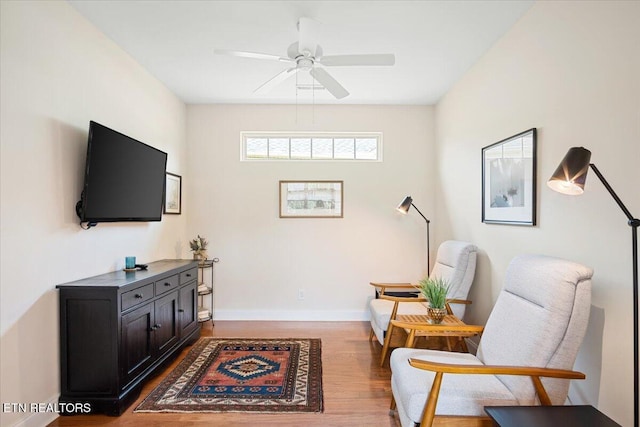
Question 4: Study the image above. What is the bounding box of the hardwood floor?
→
[48,321,401,427]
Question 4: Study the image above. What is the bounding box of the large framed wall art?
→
[482,128,537,225]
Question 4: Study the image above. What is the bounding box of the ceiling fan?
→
[214,17,395,99]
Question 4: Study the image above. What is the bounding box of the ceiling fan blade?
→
[310,67,349,99]
[319,54,395,67]
[297,17,320,57]
[253,68,299,95]
[215,49,292,63]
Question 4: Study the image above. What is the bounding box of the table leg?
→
[380,322,394,366]
[405,329,417,348]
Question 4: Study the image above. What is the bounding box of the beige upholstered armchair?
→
[389,254,593,427]
[369,240,478,349]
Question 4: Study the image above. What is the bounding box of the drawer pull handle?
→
[178,309,184,313]
[164,282,171,287]
[186,274,192,277]
[135,293,143,299]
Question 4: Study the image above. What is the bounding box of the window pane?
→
[334,138,355,159]
[246,138,268,159]
[291,138,311,159]
[243,133,381,161]
[312,138,333,159]
[268,138,289,159]
[355,138,377,160]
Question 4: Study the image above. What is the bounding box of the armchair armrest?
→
[445,298,471,315]
[370,282,423,299]
[370,282,414,289]
[379,294,427,303]
[446,298,471,305]
[408,358,585,380]
[370,282,415,293]
[406,357,586,426]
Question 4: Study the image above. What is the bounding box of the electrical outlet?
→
[298,288,305,301]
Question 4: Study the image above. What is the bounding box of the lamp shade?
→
[547,147,592,195]
[396,196,412,214]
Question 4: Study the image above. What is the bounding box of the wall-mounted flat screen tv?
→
[76,121,167,224]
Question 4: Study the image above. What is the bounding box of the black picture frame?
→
[482,128,537,225]
[164,172,182,215]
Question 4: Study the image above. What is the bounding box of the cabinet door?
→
[121,302,154,387]
[154,291,179,356]
[179,281,198,338]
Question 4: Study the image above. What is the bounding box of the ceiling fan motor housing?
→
[288,42,323,62]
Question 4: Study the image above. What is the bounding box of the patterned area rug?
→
[135,338,323,413]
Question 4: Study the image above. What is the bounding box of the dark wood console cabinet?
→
[57,259,200,415]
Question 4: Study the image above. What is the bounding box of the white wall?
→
[0,2,187,426]
[187,104,434,320]
[434,1,639,425]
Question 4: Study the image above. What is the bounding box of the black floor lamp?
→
[397,196,431,272]
[548,147,639,427]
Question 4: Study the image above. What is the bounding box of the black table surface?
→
[484,405,621,427]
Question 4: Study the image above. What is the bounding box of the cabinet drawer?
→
[155,274,179,296]
[180,267,197,284]
[121,283,154,312]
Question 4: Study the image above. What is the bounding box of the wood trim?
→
[369,282,414,289]
[408,358,586,379]
[422,371,443,426]
[379,295,427,303]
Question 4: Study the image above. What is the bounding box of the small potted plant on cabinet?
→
[189,235,208,265]
[418,277,450,324]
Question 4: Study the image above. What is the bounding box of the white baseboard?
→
[7,394,59,427]
[213,309,369,322]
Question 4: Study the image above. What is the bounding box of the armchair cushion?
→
[429,240,477,320]
[476,255,593,404]
[370,298,431,344]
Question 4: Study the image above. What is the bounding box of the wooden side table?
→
[380,314,482,365]
[484,405,621,427]
[396,314,475,348]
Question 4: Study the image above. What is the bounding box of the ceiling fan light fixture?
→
[297,57,314,70]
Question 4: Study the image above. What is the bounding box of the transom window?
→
[241,132,382,161]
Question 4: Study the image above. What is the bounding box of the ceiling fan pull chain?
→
[312,67,315,125]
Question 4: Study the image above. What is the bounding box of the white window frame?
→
[240,131,383,162]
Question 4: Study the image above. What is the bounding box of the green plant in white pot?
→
[418,276,450,324]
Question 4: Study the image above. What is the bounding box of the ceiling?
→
[68,1,534,105]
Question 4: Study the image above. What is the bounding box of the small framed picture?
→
[164,172,182,215]
[279,181,343,218]
[482,129,537,226]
